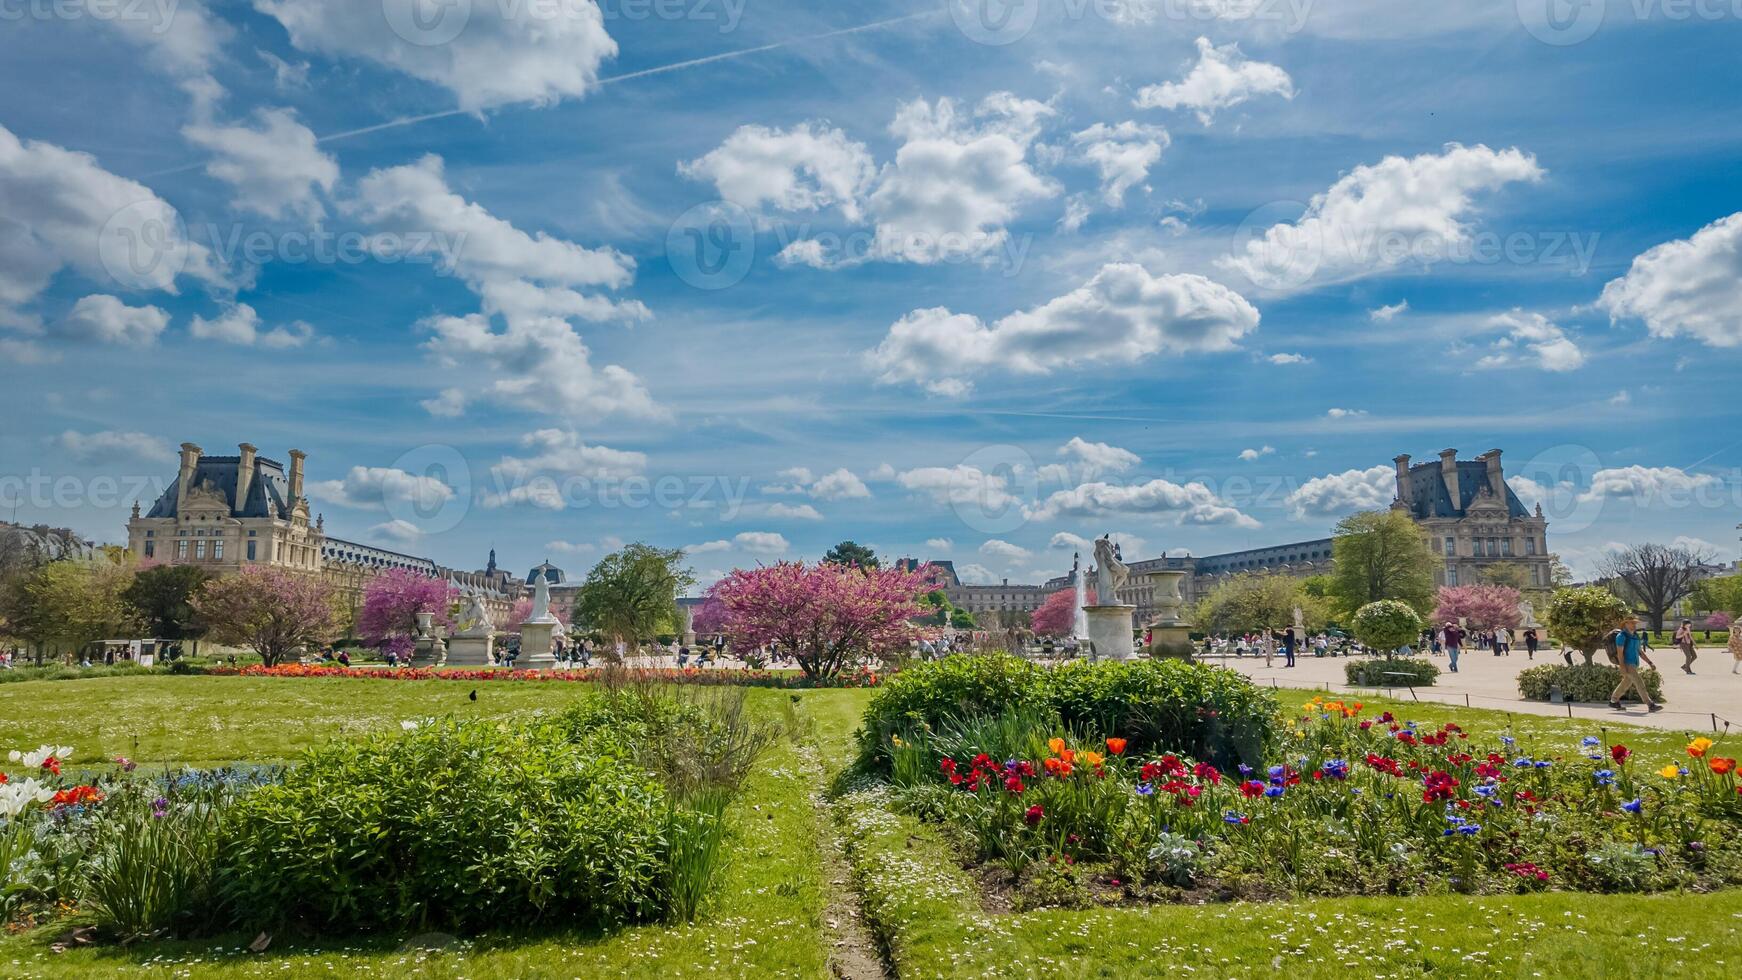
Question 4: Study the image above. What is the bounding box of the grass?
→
[0,676,877,978]
[3,671,1739,976]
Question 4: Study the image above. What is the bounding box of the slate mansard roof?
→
[1401,460,1530,521]
[144,455,292,520]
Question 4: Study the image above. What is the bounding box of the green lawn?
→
[1,673,1737,977]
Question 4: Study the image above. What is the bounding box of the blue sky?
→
[3,0,1740,587]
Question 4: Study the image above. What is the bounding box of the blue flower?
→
[1223,812,1247,824]
[1264,785,1286,799]
[1322,759,1349,780]
[1622,798,1643,814]
[1513,757,1533,768]
[1267,765,1286,780]
[1136,783,1156,797]
[1501,735,1516,747]
[1237,763,1253,776]
[1458,824,1481,836]
[1582,736,1601,748]
[1474,784,1497,798]
[1594,769,1616,787]
[1534,760,1552,769]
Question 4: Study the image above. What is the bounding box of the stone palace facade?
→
[124,442,525,630]
[907,448,1551,626]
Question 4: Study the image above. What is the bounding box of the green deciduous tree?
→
[1193,573,1328,636]
[1329,510,1437,615]
[571,543,694,653]
[1544,585,1630,666]
[1351,600,1423,655]
[122,564,213,645]
[0,558,136,664]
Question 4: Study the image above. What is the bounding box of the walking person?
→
[1609,615,1661,712]
[1675,618,1698,674]
[1261,629,1276,668]
[1730,625,1742,674]
[1442,621,1464,673]
[1495,625,1511,657]
[1282,626,1297,668]
[1524,627,1539,660]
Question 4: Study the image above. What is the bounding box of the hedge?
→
[856,654,1277,772]
[1518,663,1666,704]
[1344,657,1441,687]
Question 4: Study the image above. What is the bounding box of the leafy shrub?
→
[1047,658,1276,768]
[223,717,676,933]
[1345,657,1441,687]
[859,655,1276,771]
[81,783,228,941]
[1351,600,1422,653]
[1518,663,1665,704]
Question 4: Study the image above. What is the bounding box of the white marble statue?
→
[1092,535,1129,605]
[526,574,560,625]
[455,592,494,638]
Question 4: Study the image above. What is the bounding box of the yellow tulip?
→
[1659,764,1681,779]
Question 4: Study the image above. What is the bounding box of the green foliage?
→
[80,782,231,941]
[1329,510,1437,614]
[1351,599,1423,653]
[572,542,694,646]
[1345,657,1440,687]
[121,564,213,641]
[223,716,675,933]
[0,558,136,658]
[821,540,879,569]
[1517,663,1665,704]
[1193,572,1329,635]
[858,654,1277,771]
[1545,586,1631,662]
[1693,575,1742,617]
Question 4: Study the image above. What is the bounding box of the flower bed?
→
[877,696,1742,910]
[205,662,880,688]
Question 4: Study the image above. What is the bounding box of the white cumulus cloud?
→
[1284,465,1394,519]
[1134,37,1294,125]
[1599,211,1742,348]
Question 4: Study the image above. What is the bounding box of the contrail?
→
[315,9,941,146]
[140,9,941,177]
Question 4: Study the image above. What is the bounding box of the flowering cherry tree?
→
[358,568,457,657]
[193,566,337,666]
[689,590,730,636]
[1706,611,1732,631]
[1030,587,1094,638]
[1432,584,1523,631]
[502,597,569,633]
[711,561,933,681]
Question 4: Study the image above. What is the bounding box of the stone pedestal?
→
[517,622,558,670]
[1147,624,1195,659]
[1084,604,1136,661]
[445,634,494,667]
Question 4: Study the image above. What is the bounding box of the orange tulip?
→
[1048,737,1067,757]
[1084,751,1105,767]
[1710,757,1737,776]
[1105,737,1127,755]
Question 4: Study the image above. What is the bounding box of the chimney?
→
[235,443,257,515]
[176,442,202,515]
[287,449,306,503]
[1481,448,1505,497]
[1439,448,1460,512]
[1393,454,1413,506]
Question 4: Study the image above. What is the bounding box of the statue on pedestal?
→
[1092,535,1130,604]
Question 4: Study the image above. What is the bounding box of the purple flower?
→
[1621,798,1643,814]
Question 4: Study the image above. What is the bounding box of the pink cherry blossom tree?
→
[1030,586,1094,638]
[1707,611,1732,631]
[193,566,338,666]
[711,561,933,681]
[501,597,570,633]
[1432,583,1523,631]
[689,590,731,636]
[358,568,457,657]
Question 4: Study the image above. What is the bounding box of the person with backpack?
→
[1675,619,1698,674]
[1609,615,1662,712]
